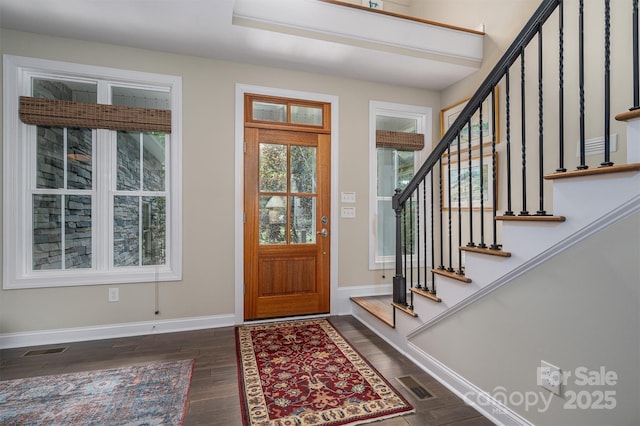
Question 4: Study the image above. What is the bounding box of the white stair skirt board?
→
[409,193,640,338]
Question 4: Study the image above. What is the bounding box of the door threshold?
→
[242,313,331,325]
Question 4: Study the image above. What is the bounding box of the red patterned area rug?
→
[0,359,194,425]
[236,318,414,426]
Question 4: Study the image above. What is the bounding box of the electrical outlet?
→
[108,287,119,302]
[539,360,562,395]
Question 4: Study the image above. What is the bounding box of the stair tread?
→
[460,245,511,257]
[431,268,472,283]
[410,287,442,303]
[351,296,394,328]
[496,214,566,222]
[544,163,640,180]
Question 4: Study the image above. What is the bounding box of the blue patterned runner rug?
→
[0,358,194,425]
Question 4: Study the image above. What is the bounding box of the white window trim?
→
[368,100,432,271]
[3,55,182,289]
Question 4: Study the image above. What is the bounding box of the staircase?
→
[351,0,640,424]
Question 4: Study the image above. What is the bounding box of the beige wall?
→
[410,211,640,425]
[0,29,439,334]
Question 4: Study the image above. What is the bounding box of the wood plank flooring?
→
[0,315,494,425]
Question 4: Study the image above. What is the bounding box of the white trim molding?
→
[407,342,534,426]
[0,314,234,350]
[234,84,339,324]
[2,54,183,290]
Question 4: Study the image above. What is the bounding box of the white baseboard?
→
[335,283,392,315]
[406,342,533,426]
[0,314,235,349]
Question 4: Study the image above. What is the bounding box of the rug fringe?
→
[341,409,416,426]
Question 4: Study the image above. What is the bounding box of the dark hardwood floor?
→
[0,315,494,425]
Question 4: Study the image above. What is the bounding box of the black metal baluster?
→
[408,195,414,309]
[491,86,500,250]
[520,47,530,215]
[438,157,445,269]
[478,103,487,248]
[446,143,454,271]
[505,69,515,215]
[407,196,415,302]
[466,119,476,247]
[578,0,588,170]
[633,0,640,111]
[430,171,436,295]
[456,133,464,274]
[601,0,614,167]
[416,183,422,290]
[537,25,548,215]
[403,204,408,301]
[557,0,567,172]
[422,180,428,289]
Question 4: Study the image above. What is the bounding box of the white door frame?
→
[234,84,339,324]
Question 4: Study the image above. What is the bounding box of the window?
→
[369,101,431,270]
[3,55,182,289]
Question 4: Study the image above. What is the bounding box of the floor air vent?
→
[396,375,434,400]
[23,346,68,356]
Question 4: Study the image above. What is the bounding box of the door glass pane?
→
[65,195,92,269]
[143,133,166,191]
[260,195,287,244]
[117,131,141,191]
[253,101,286,122]
[259,143,287,192]
[112,86,170,110]
[290,145,316,193]
[114,196,140,266]
[291,105,322,125]
[37,127,64,189]
[33,195,62,270]
[32,78,97,103]
[290,196,316,244]
[142,196,166,265]
[67,128,92,190]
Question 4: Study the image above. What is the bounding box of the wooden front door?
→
[243,95,331,320]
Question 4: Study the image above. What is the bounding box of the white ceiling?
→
[0,0,484,90]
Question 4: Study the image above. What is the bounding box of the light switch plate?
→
[341,192,356,203]
[341,206,356,218]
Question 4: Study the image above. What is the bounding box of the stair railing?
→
[392,0,639,307]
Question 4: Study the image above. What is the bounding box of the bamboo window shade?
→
[376,130,424,150]
[19,96,171,133]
